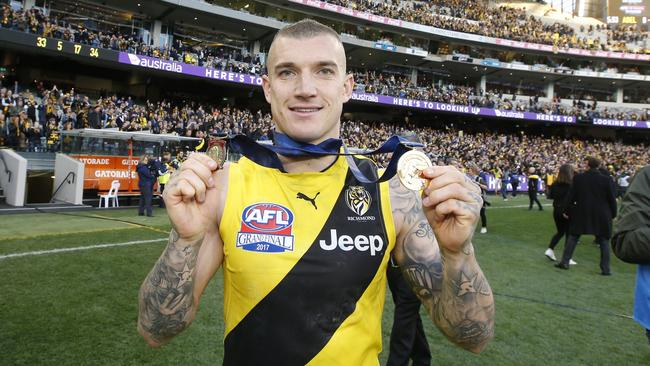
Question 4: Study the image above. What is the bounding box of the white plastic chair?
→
[99,180,120,208]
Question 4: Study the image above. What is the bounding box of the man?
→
[617,171,630,199]
[500,165,510,201]
[510,171,520,197]
[155,151,173,208]
[611,165,650,344]
[527,167,543,211]
[136,155,155,217]
[468,164,488,234]
[138,20,494,364]
[555,157,617,275]
[386,257,432,366]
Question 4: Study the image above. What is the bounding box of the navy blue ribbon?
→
[227,132,423,184]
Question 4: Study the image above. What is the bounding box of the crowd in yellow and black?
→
[293,0,649,53]
[1,81,648,183]
[351,69,648,121]
[1,2,648,120]
[0,3,264,74]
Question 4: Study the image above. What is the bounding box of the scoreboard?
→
[607,0,649,24]
[0,28,118,62]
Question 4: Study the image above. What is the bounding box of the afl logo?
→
[241,203,294,232]
[237,203,295,253]
[345,186,372,216]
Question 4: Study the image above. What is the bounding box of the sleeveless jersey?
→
[219,155,396,365]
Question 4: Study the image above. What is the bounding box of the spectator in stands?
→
[45,118,59,152]
[544,164,576,263]
[136,154,155,217]
[555,157,616,274]
[611,164,650,344]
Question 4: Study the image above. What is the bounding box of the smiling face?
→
[262,33,353,144]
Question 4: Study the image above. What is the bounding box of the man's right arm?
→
[137,154,227,347]
[137,230,205,346]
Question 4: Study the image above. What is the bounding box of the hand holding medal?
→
[412,154,483,254]
[397,150,433,191]
[206,139,227,169]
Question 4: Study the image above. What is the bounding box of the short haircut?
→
[587,157,601,169]
[267,19,345,72]
[273,19,341,43]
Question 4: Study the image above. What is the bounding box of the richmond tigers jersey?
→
[219,155,396,365]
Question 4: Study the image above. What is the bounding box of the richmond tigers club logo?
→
[345,186,372,216]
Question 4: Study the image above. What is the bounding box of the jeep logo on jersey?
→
[236,203,295,253]
[345,186,372,216]
[319,229,384,256]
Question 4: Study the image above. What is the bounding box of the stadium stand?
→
[1,82,648,180]
[0,0,648,192]
[242,0,649,53]
[0,3,647,121]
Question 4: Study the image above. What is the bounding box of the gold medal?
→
[397,150,432,191]
[207,139,226,168]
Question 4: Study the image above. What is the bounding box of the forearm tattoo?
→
[390,176,494,352]
[138,229,203,344]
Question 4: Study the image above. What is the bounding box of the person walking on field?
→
[510,171,520,197]
[544,164,576,265]
[136,155,156,217]
[527,167,543,211]
[500,166,510,201]
[468,164,489,234]
[555,157,616,275]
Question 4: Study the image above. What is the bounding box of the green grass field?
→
[1,195,648,365]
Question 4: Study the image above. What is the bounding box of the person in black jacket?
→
[544,164,576,263]
[555,157,617,275]
[137,155,155,217]
[469,164,489,233]
[527,167,543,210]
[611,164,650,343]
[510,171,520,197]
[386,259,432,366]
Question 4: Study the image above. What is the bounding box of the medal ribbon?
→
[227,132,423,184]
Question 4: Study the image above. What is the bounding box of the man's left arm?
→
[389,170,495,353]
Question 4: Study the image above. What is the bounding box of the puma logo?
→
[296,192,320,209]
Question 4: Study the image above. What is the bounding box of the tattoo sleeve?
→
[390,177,495,353]
[138,229,204,346]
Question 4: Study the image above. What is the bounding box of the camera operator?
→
[136,155,156,217]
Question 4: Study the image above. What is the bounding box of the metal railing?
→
[50,171,76,203]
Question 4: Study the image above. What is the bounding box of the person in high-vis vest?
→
[138,20,494,364]
[157,151,173,208]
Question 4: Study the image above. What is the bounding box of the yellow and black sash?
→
[220,155,395,365]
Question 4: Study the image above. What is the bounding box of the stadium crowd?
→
[315,0,648,54]
[352,69,648,121]
[0,4,264,74]
[342,119,649,182]
[2,4,647,119]
[1,83,648,181]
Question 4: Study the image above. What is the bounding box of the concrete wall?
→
[0,149,27,206]
[52,154,85,205]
